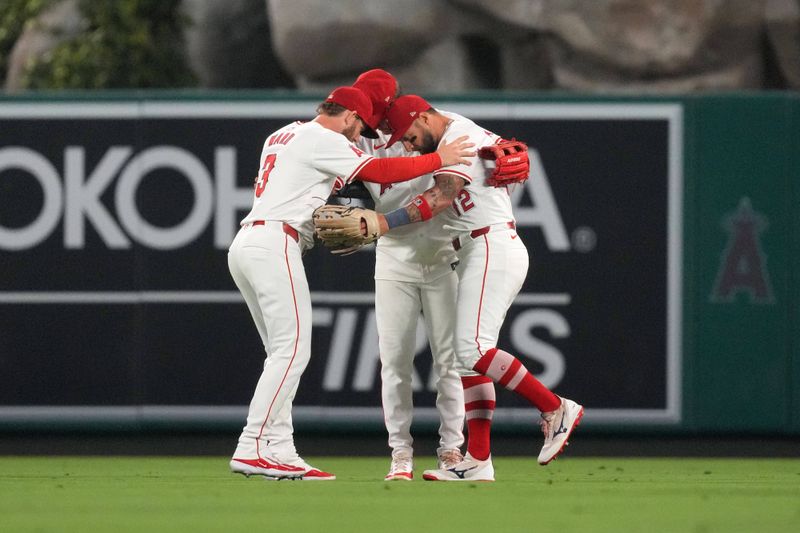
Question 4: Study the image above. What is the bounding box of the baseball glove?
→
[313,204,382,255]
[478,138,530,187]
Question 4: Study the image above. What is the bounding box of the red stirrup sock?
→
[461,375,495,461]
[473,348,561,413]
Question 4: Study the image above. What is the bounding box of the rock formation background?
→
[3,0,799,93]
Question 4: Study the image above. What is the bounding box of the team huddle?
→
[227,69,583,482]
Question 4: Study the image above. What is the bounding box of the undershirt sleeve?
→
[354,153,442,184]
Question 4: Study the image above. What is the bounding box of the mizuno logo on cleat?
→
[553,413,568,436]
[448,466,478,479]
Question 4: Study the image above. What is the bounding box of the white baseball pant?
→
[228,222,312,461]
[453,227,529,372]
[375,271,465,457]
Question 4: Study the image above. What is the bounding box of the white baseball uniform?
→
[358,132,465,459]
[230,120,375,462]
[432,112,529,374]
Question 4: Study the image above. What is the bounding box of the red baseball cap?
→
[353,69,398,131]
[324,86,378,139]
[385,95,432,147]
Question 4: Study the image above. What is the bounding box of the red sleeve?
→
[354,153,442,184]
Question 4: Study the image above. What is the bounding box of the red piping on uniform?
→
[346,156,375,182]
[474,234,490,357]
[256,233,301,460]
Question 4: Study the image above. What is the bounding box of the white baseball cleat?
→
[422,453,494,481]
[437,448,464,470]
[229,457,305,479]
[538,396,584,465]
[384,452,413,481]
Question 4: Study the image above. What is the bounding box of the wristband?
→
[412,195,433,221]
[385,207,411,229]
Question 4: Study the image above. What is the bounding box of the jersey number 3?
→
[254,154,277,198]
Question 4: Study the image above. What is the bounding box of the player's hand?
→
[437,135,475,167]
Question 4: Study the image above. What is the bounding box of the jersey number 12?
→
[452,188,475,216]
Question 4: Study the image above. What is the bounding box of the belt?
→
[249,220,299,242]
[452,221,516,251]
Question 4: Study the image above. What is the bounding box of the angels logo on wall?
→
[710,197,774,304]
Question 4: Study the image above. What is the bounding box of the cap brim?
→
[386,129,405,147]
[361,123,379,139]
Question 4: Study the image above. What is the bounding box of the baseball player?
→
[315,94,583,481]
[228,86,475,480]
[351,69,465,480]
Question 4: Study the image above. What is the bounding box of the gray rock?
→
[497,34,553,90]
[384,37,486,93]
[267,0,450,79]
[448,3,553,89]
[269,0,551,92]
[450,0,547,30]
[268,0,770,92]
[764,0,800,88]
[5,0,783,93]
[541,0,766,91]
[294,38,498,94]
[183,0,293,88]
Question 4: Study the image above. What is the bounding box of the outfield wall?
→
[0,92,797,435]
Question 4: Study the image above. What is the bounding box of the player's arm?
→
[354,136,474,185]
[377,173,466,234]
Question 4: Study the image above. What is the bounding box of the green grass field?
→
[1,456,799,532]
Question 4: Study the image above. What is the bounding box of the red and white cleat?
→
[255,452,337,481]
[282,457,336,481]
[538,396,584,465]
[299,467,336,481]
[230,457,305,479]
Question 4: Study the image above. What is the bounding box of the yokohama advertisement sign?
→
[0,99,683,429]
